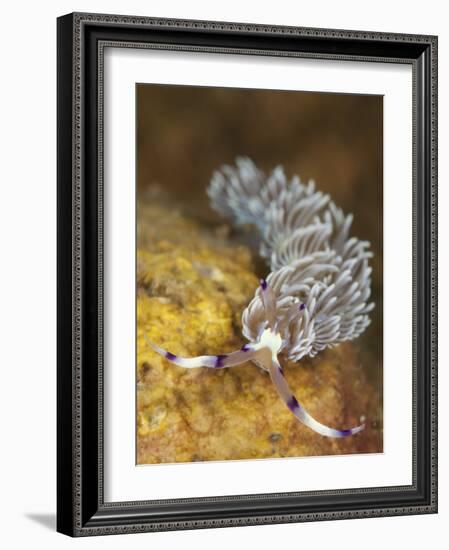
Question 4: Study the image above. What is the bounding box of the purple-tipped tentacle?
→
[268,357,365,438]
[260,278,277,328]
[146,335,364,437]
[146,336,258,369]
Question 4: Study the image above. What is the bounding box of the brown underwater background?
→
[136,84,383,464]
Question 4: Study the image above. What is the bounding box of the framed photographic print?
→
[57,12,438,536]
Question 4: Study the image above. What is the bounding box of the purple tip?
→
[165,352,177,361]
[241,344,250,352]
[299,303,306,311]
[260,278,268,290]
[338,429,353,437]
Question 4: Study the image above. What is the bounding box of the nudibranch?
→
[147,157,374,438]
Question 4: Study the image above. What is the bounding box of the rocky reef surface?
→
[137,201,382,464]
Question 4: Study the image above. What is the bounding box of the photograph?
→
[135,84,384,465]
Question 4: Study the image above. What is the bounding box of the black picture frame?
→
[57,12,438,537]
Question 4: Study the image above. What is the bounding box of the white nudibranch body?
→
[147,157,374,437]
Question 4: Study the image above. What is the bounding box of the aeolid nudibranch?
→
[147,157,374,438]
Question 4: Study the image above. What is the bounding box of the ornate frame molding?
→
[57,12,437,536]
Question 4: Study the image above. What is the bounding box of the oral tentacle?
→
[146,336,259,369]
[267,356,365,438]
